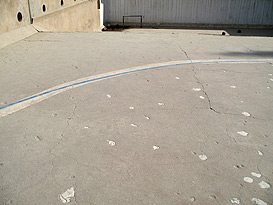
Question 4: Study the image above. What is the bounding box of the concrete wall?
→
[33,0,100,32]
[103,0,273,27]
[0,0,100,34]
[0,0,31,34]
[29,0,89,18]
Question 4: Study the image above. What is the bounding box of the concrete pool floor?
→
[0,29,273,204]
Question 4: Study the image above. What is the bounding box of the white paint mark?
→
[189,197,196,202]
[107,140,116,146]
[243,177,253,183]
[234,164,244,169]
[230,198,241,204]
[258,181,271,189]
[237,131,248,137]
[193,88,201,91]
[251,172,262,178]
[242,112,251,117]
[158,103,165,106]
[258,151,263,156]
[107,94,111,98]
[240,101,244,103]
[230,85,237,88]
[224,70,226,73]
[84,126,89,129]
[270,79,273,81]
[268,74,272,76]
[35,136,42,141]
[131,123,138,127]
[251,198,267,205]
[198,154,208,161]
[60,187,75,203]
[267,86,271,89]
[209,195,216,200]
[175,77,180,80]
[153,145,160,150]
[199,96,205,99]
[129,107,135,110]
[144,116,150,120]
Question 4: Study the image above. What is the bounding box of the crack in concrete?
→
[48,100,78,185]
[179,46,222,115]
[178,46,269,119]
[255,150,270,183]
[225,126,238,143]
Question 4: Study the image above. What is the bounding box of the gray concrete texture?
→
[0,29,273,204]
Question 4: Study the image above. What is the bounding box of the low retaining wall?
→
[0,0,100,34]
[0,0,31,34]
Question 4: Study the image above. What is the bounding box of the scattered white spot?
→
[237,131,248,137]
[153,145,160,150]
[144,116,150,120]
[107,94,111,98]
[267,86,271,89]
[224,70,226,72]
[131,123,138,127]
[234,164,244,169]
[199,96,205,99]
[242,112,251,117]
[158,103,165,106]
[84,126,89,129]
[230,198,241,204]
[129,107,135,110]
[258,181,271,189]
[189,197,196,202]
[60,187,75,203]
[251,172,262,178]
[258,151,263,156]
[268,74,272,76]
[240,101,244,103]
[175,77,180,80]
[35,136,42,141]
[209,195,216,200]
[198,154,208,161]
[270,79,273,81]
[251,198,267,205]
[243,177,253,183]
[107,140,116,146]
[193,88,201,91]
[230,85,237,88]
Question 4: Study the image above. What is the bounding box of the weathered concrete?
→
[0,29,273,204]
[0,0,100,37]
[32,0,101,32]
[0,0,31,34]
[29,0,90,18]
[0,25,38,49]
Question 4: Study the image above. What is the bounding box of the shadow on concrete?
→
[220,51,273,58]
[102,24,130,32]
[225,29,273,37]
[197,29,273,37]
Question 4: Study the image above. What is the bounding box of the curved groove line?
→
[0,59,272,118]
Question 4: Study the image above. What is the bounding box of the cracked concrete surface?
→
[0,29,273,204]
